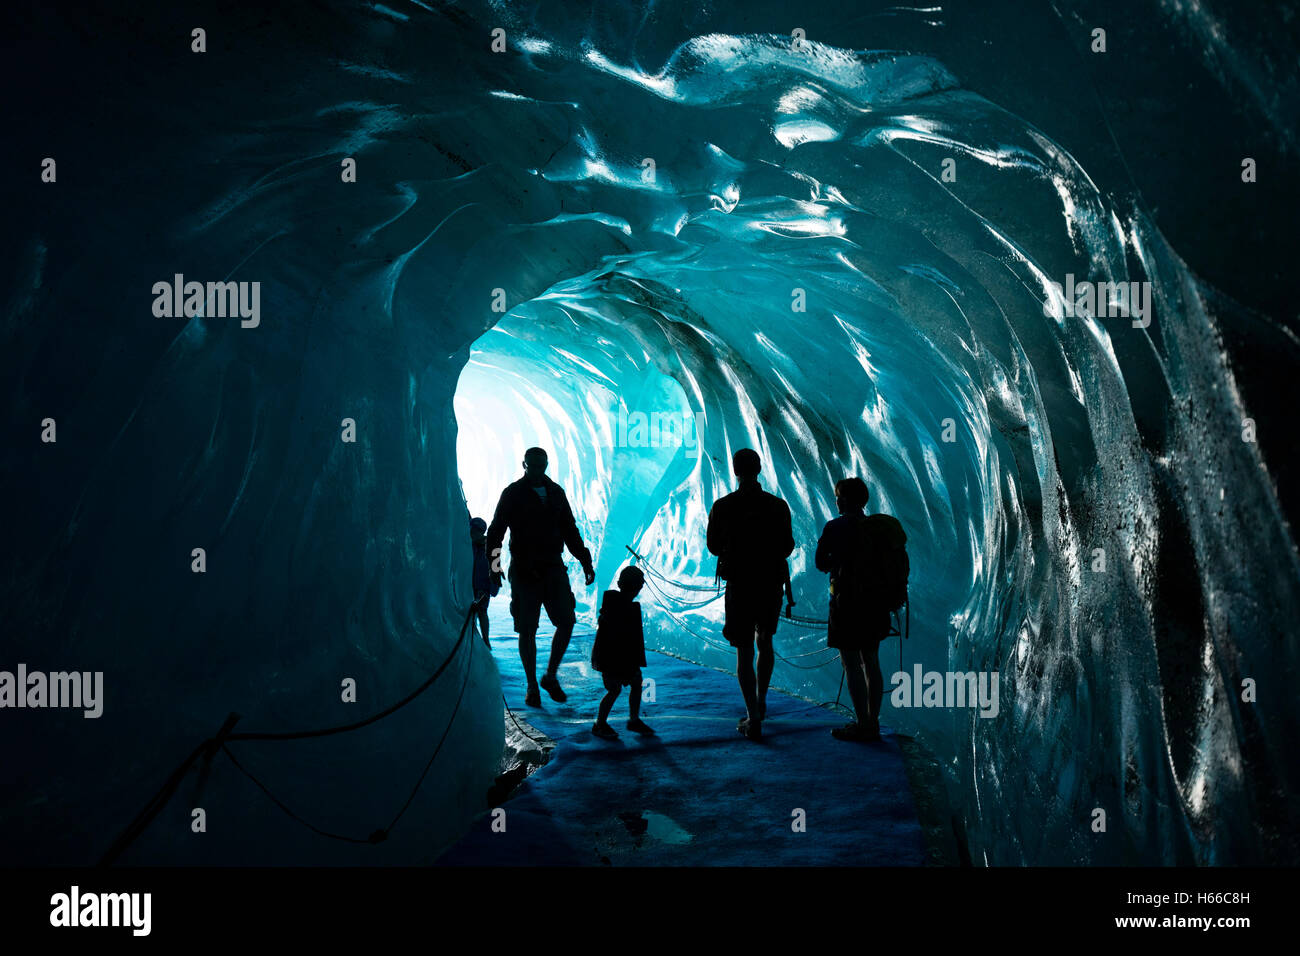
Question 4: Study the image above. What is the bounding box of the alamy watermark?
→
[1044,273,1151,328]
[890,665,999,718]
[0,665,103,718]
[50,886,150,936]
[614,407,702,459]
[152,274,260,327]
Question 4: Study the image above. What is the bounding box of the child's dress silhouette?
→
[591,589,646,686]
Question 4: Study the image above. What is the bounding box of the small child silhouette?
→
[469,516,499,647]
[591,566,653,738]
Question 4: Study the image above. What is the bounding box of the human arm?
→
[485,487,512,587]
[555,486,596,585]
[814,520,835,573]
[783,560,795,617]
[705,499,725,557]
[777,499,795,559]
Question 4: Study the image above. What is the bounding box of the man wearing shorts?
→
[487,447,597,707]
[706,448,795,740]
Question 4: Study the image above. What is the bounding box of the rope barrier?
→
[624,544,723,594]
[98,542,910,865]
[783,613,830,628]
[221,631,474,845]
[504,694,551,747]
[629,541,839,664]
[637,560,841,670]
[639,573,736,653]
[771,647,842,670]
[627,541,910,676]
[99,597,484,866]
[646,589,723,612]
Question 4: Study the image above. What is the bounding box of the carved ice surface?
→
[3,0,1295,865]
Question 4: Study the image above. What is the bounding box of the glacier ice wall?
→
[3,0,1297,865]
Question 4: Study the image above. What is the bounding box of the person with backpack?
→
[814,476,908,742]
[706,448,795,741]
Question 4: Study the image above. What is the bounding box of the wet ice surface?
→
[439,630,925,866]
[6,0,1297,868]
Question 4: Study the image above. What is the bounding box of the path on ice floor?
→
[439,629,927,866]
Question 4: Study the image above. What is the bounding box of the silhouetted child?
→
[591,566,653,738]
[470,517,498,647]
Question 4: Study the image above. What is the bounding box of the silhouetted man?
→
[815,476,907,742]
[706,448,794,740]
[487,447,597,707]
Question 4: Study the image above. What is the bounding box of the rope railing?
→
[638,558,846,677]
[99,545,910,866]
[624,544,724,594]
[626,540,908,672]
[99,597,484,866]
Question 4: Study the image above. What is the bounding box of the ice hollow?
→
[3,0,1297,866]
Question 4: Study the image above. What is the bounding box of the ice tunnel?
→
[3,0,1298,868]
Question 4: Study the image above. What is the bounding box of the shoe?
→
[591,721,618,739]
[626,718,655,736]
[539,672,567,703]
[738,717,762,741]
[525,685,541,708]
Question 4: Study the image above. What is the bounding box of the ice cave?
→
[3,0,1297,869]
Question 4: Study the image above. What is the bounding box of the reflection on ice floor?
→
[439,630,927,866]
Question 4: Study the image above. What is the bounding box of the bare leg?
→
[756,632,775,717]
[628,671,642,721]
[597,685,620,723]
[736,638,759,721]
[545,620,573,676]
[519,630,538,690]
[863,642,883,732]
[839,646,872,727]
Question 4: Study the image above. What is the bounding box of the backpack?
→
[835,514,909,613]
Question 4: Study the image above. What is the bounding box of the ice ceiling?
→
[4,0,1296,866]
[444,23,1297,863]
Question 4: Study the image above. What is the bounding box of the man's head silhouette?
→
[523,447,548,484]
[834,476,869,514]
[732,448,761,480]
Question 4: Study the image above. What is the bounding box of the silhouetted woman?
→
[815,477,907,742]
